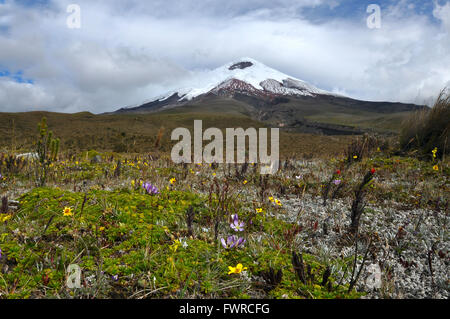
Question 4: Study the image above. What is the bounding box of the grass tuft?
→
[400,89,450,158]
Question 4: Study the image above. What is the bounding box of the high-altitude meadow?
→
[0,0,449,300]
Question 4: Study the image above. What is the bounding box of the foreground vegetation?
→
[0,141,448,298]
[0,92,448,299]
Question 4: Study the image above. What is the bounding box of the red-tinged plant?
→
[350,170,376,233]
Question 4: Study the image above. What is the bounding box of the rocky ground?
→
[0,151,448,299]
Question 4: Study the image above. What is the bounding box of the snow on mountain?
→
[127,58,337,109]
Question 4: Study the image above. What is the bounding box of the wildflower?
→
[221,235,245,249]
[169,178,176,185]
[336,170,341,175]
[228,263,247,275]
[0,215,12,223]
[99,226,105,232]
[255,208,263,213]
[275,199,282,207]
[243,180,248,185]
[0,247,2,258]
[433,165,439,171]
[333,179,342,186]
[142,182,159,195]
[268,196,275,203]
[170,240,181,253]
[112,275,119,281]
[212,172,216,176]
[370,168,376,174]
[131,180,135,187]
[230,214,245,232]
[432,147,438,158]
[180,238,188,248]
[353,155,358,159]
[63,207,73,217]
[295,175,302,180]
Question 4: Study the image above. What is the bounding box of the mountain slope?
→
[113,58,425,134]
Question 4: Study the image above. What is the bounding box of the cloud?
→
[0,0,449,113]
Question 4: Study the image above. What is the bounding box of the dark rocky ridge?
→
[229,61,254,70]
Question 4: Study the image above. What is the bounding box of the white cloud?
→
[0,0,449,113]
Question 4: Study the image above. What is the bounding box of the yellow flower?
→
[433,165,439,171]
[268,196,274,203]
[275,199,282,207]
[256,208,263,213]
[212,172,216,177]
[131,180,135,187]
[243,180,248,185]
[228,263,247,275]
[353,155,358,159]
[99,226,105,232]
[170,240,181,253]
[169,178,176,185]
[432,148,437,158]
[1,214,12,223]
[63,207,73,216]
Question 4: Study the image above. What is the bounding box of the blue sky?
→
[0,0,449,112]
[10,0,50,7]
[9,0,443,20]
[0,69,33,83]
[302,0,439,22]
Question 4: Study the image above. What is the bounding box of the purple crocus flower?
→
[333,179,342,186]
[142,182,159,195]
[221,235,246,249]
[230,214,245,232]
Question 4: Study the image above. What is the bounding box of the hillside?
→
[0,111,357,158]
[112,58,425,135]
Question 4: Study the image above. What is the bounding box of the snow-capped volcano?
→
[146,58,334,104]
[113,58,423,131]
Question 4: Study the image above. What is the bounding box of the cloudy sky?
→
[0,0,449,113]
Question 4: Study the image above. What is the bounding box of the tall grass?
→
[400,89,450,157]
